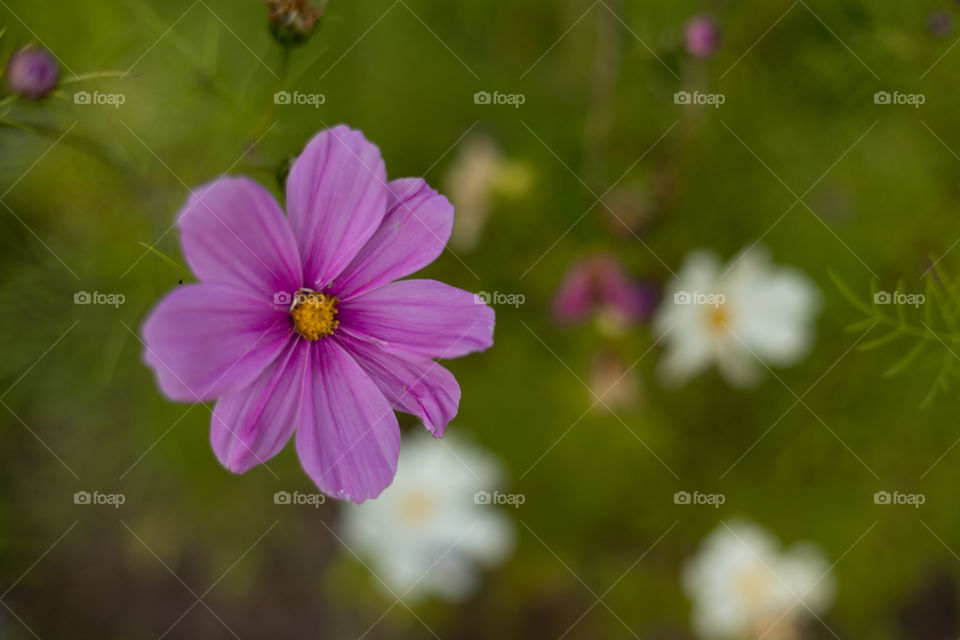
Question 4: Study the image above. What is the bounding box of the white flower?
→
[683,520,836,640]
[340,431,515,603]
[653,247,820,387]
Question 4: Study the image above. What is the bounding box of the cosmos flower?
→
[552,254,657,335]
[683,519,836,640]
[653,247,819,388]
[142,125,495,503]
[5,47,59,99]
[684,14,722,58]
[341,431,515,602]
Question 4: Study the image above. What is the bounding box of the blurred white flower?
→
[444,133,532,251]
[341,431,515,603]
[683,520,836,640]
[653,247,820,388]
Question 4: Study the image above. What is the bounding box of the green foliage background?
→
[1,0,959,637]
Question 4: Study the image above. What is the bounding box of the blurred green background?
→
[2,0,960,637]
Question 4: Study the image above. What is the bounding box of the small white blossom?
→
[340,432,515,603]
[683,520,836,639]
[654,247,820,387]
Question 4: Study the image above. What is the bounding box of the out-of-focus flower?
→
[683,519,836,640]
[602,183,656,238]
[927,9,955,38]
[653,247,820,388]
[266,0,325,46]
[142,125,494,503]
[445,133,532,251]
[341,432,515,603]
[5,47,59,99]
[589,349,641,410]
[553,254,657,335]
[684,15,722,58]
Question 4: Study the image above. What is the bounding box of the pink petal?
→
[337,333,460,436]
[142,284,291,402]
[296,340,401,503]
[331,178,454,298]
[595,258,649,322]
[210,336,309,473]
[286,125,388,289]
[552,261,594,324]
[178,176,302,298]
[339,279,495,359]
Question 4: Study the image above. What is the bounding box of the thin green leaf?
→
[885,338,930,378]
[137,242,193,278]
[844,318,877,333]
[896,277,907,327]
[829,271,873,314]
[858,331,901,351]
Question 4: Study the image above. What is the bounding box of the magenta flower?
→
[142,126,494,503]
[684,14,721,59]
[6,47,59,99]
[552,254,656,330]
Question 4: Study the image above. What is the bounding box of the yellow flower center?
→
[397,489,437,524]
[706,304,729,333]
[291,290,339,341]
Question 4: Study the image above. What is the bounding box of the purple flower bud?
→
[684,15,721,58]
[5,47,59,99]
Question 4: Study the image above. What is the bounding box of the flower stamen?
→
[291,289,339,340]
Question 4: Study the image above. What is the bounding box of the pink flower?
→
[684,14,721,59]
[142,126,494,503]
[552,254,656,331]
